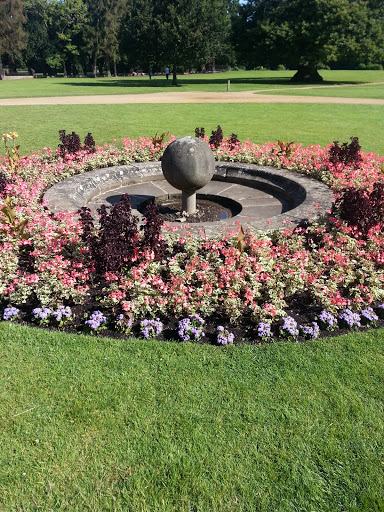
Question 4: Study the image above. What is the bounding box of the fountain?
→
[161,136,215,214]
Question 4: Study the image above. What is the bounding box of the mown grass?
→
[2,102,384,155]
[258,83,384,99]
[1,322,384,511]
[1,69,384,99]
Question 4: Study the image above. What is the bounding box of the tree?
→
[121,0,230,85]
[0,0,26,79]
[83,0,127,78]
[237,0,384,82]
[23,0,52,75]
[46,0,87,77]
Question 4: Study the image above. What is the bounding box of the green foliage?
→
[121,0,231,82]
[0,196,29,239]
[236,0,384,79]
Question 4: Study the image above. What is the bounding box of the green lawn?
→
[1,69,384,98]
[1,322,383,511]
[257,83,384,99]
[2,102,384,155]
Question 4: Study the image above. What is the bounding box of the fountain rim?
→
[43,161,334,237]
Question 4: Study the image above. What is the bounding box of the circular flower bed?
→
[1,132,384,344]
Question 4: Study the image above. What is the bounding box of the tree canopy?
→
[1,0,384,79]
[236,0,384,81]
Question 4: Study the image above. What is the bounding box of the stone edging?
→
[43,161,334,236]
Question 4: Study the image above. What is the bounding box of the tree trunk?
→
[172,67,177,86]
[0,55,4,80]
[92,52,97,78]
[63,61,67,78]
[291,65,323,83]
[113,58,117,77]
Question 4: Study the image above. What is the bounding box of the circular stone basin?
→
[43,161,334,238]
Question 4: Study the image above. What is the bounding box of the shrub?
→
[59,130,96,156]
[78,194,139,276]
[329,137,362,167]
[336,182,384,237]
[209,125,223,149]
[0,172,11,197]
[195,127,205,139]
[228,133,240,151]
[59,130,81,156]
[141,202,168,261]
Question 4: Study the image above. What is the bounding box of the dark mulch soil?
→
[2,289,383,346]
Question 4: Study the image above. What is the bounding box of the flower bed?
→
[1,132,384,344]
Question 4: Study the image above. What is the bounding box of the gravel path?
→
[1,87,384,105]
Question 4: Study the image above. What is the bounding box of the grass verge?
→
[1,322,383,511]
[2,103,384,155]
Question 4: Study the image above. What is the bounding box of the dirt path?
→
[1,89,384,105]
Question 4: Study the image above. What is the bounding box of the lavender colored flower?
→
[3,306,20,321]
[51,305,72,324]
[360,307,378,325]
[217,326,234,345]
[116,314,133,334]
[140,318,163,339]
[178,314,205,342]
[85,310,106,330]
[32,307,52,324]
[338,309,361,329]
[318,310,337,330]
[257,322,273,339]
[299,322,320,339]
[279,316,299,338]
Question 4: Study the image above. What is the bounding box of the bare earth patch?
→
[1,88,384,105]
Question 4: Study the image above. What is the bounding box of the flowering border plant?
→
[1,132,384,344]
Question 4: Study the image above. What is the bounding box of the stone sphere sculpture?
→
[161,136,215,214]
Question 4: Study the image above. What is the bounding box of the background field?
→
[1,70,384,98]
[1,70,384,155]
[2,102,383,156]
[1,322,384,511]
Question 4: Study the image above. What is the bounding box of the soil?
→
[3,289,384,347]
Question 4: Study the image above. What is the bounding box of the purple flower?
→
[3,306,20,321]
[299,322,320,339]
[116,314,133,334]
[140,318,163,339]
[360,307,378,325]
[338,309,361,329]
[51,305,72,324]
[279,316,299,338]
[318,310,337,330]
[32,307,52,324]
[178,314,205,342]
[257,322,273,339]
[217,326,234,345]
[85,310,106,330]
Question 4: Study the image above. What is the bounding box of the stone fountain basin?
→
[43,161,334,237]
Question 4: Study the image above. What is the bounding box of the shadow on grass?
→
[61,76,366,89]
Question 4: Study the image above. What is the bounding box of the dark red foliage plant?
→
[78,195,168,277]
[209,125,224,148]
[141,202,168,261]
[195,127,205,138]
[336,182,384,237]
[329,137,362,167]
